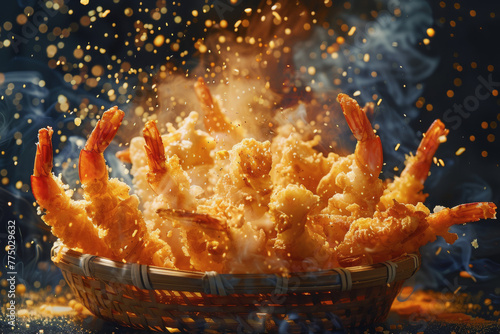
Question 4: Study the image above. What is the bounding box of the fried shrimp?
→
[31,128,110,257]
[33,89,497,274]
[163,111,216,170]
[271,132,334,193]
[158,207,231,272]
[270,184,332,270]
[214,138,273,215]
[125,111,215,212]
[79,107,175,267]
[426,202,497,244]
[378,119,449,210]
[143,120,198,210]
[336,202,429,266]
[194,77,244,148]
[318,94,384,217]
[336,201,497,266]
[339,93,383,176]
[142,120,199,269]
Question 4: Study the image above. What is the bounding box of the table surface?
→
[1,285,499,334]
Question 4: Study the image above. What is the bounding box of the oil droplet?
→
[91,65,104,77]
[153,35,165,47]
[455,147,466,156]
[46,45,57,58]
[198,44,207,53]
[16,14,28,25]
[135,106,144,117]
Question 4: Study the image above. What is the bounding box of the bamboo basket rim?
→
[52,241,420,296]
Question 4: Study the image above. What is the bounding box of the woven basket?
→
[52,241,420,332]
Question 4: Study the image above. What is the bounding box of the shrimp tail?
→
[33,127,54,177]
[194,77,235,134]
[402,119,449,183]
[338,93,383,176]
[143,120,167,173]
[31,127,110,255]
[79,106,124,188]
[427,202,496,244]
[84,106,124,153]
[31,127,61,206]
[429,202,497,229]
[143,120,169,194]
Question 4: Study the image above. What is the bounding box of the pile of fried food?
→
[31,79,496,274]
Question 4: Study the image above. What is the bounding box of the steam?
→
[54,136,133,195]
[293,0,438,173]
[417,174,500,288]
[0,63,131,287]
[0,69,65,287]
[0,71,53,201]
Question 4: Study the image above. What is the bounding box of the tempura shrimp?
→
[318,94,384,217]
[163,111,217,170]
[270,184,333,271]
[157,207,231,272]
[378,119,449,211]
[122,111,215,215]
[31,127,110,258]
[33,88,498,275]
[214,138,273,216]
[336,201,497,267]
[194,77,244,148]
[143,120,198,210]
[271,131,334,193]
[79,106,174,267]
[142,120,201,269]
[426,202,497,244]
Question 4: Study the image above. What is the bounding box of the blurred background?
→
[0,0,499,332]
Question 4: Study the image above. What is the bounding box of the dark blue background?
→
[0,0,499,332]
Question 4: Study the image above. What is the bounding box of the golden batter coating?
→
[33,86,497,273]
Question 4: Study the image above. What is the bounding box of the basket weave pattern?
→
[53,243,419,332]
